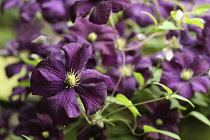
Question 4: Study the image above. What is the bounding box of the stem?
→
[123,32,165,52]
[153,0,164,22]
[173,68,210,95]
[77,124,91,136]
[46,37,53,55]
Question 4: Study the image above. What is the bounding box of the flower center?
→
[155,118,163,125]
[118,64,134,77]
[64,70,80,88]
[180,69,194,81]
[42,131,50,138]
[88,32,97,42]
[166,36,182,50]
[115,38,127,51]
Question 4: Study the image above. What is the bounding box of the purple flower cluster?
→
[1,0,210,139]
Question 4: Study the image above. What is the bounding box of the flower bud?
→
[32,35,47,44]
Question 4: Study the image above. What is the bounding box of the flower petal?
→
[191,77,210,93]
[30,56,66,97]
[89,1,112,24]
[75,82,107,115]
[61,43,92,71]
[111,0,131,13]
[5,62,23,78]
[79,69,112,87]
[42,89,81,125]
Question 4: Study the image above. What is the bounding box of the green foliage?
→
[141,11,158,26]
[116,94,141,117]
[22,135,33,140]
[133,72,144,87]
[183,17,204,29]
[143,125,181,140]
[170,94,195,108]
[153,82,173,94]
[189,111,210,126]
[158,21,180,30]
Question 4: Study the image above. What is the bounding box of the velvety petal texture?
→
[72,0,131,24]
[31,56,66,97]
[30,43,111,125]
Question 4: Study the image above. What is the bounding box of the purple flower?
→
[160,53,210,99]
[1,0,39,22]
[124,3,154,27]
[40,0,73,23]
[108,52,152,98]
[72,0,131,24]
[30,43,112,125]
[63,17,115,56]
[13,103,64,140]
[138,102,180,140]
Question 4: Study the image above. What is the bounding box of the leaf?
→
[133,72,144,86]
[189,111,210,126]
[143,125,181,140]
[170,94,195,108]
[22,135,33,140]
[191,92,208,107]
[153,82,173,94]
[183,17,204,29]
[171,10,183,21]
[18,80,30,87]
[116,94,141,117]
[141,11,158,26]
[158,21,179,30]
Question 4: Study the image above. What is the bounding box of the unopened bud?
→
[208,70,210,79]
[136,34,146,41]
[32,36,47,44]
[163,48,174,61]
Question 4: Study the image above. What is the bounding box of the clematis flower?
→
[13,103,64,140]
[138,102,180,140]
[30,43,112,125]
[72,0,131,24]
[160,53,210,99]
[63,17,115,56]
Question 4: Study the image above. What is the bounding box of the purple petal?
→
[1,0,21,11]
[174,83,194,99]
[61,43,92,71]
[41,0,67,23]
[5,62,23,78]
[30,56,66,97]
[191,77,210,93]
[79,69,112,87]
[190,55,209,75]
[20,1,39,22]
[89,1,112,24]
[73,1,95,18]
[43,89,81,125]
[174,53,194,69]
[111,0,131,13]
[75,82,107,115]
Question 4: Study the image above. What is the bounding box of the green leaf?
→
[133,72,144,86]
[18,80,30,87]
[116,94,141,117]
[183,17,204,29]
[141,11,158,26]
[196,4,210,9]
[191,92,208,107]
[143,125,181,140]
[171,10,183,21]
[153,82,173,94]
[22,135,33,140]
[170,94,195,108]
[158,21,179,30]
[189,111,210,126]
